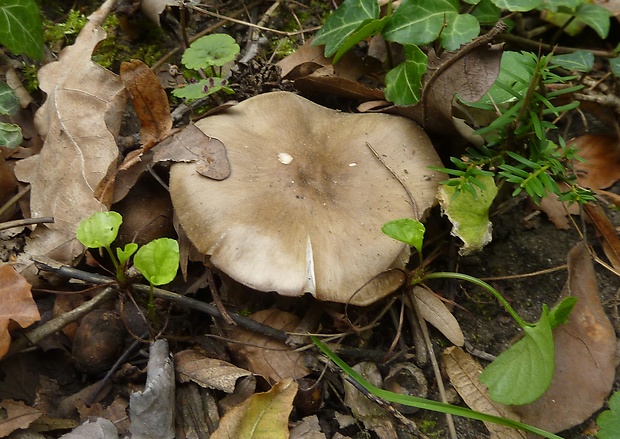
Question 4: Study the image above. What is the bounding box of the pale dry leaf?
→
[513,242,617,433]
[442,346,525,439]
[343,362,397,439]
[290,415,327,439]
[59,418,118,439]
[12,0,127,280]
[212,377,298,439]
[0,264,41,359]
[411,286,464,346]
[175,349,251,393]
[229,309,310,383]
[0,399,42,437]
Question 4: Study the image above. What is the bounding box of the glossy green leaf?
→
[311,0,379,58]
[441,13,480,51]
[76,212,122,249]
[540,0,582,12]
[597,390,620,439]
[172,78,234,101]
[479,306,555,405]
[490,0,541,11]
[551,50,593,72]
[382,218,425,255]
[383,0,458,46]
[117,243,138,266]
[384,44,427,106]
[0,122,22,148]
[134,238,179,286]
[333,15,388,63]
[0,81,19,115]
[611,57,620,78]
[548,296,577,328]
[573,3,612,39]
[0,0,44,60]
[472,0,501,23]
[181,34,240,69]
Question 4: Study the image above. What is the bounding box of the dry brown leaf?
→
[411,286,464,346]
[442,347,525,439]
[535,184,580,230]
[153,124,230,180]
[0,264,41,359]
[513,242,617,433]
[212,378,298,439]
[120,59,172,150]
[175,349,251,393]
[0,399,42,436]
[572,134,620,189]
[229,309,309,384]
[585,203,620,272]
[13,0,127,280]
[290,415,327,439]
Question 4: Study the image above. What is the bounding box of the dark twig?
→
[0,216,54,231]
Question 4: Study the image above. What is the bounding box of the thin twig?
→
[498,33,617,58]
[0,216,54,231]
[0,184,31,218]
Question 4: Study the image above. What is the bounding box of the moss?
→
[43,9,87,49]
[21,63,39,92]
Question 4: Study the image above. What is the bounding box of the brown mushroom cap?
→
[170,92,444,305]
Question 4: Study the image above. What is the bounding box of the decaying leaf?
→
[153,124,230,180]
[211,377,298,439]
[0,264,41,359]
[228,309,310,383]
[13,0,127,280]
[120,59,172,150]
[175,349,251,393]
[59,418,119,439]
[290,415,327,439]
[442,347,524,439]
[572,134,620,189]
[0,399,42,437]
[513,242,617,433]
[410,286,464,346]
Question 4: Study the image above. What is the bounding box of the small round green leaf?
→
[0,122,23,148]
[133,238,179,286]
[182,34,240,70]
[76,211,122,249]
[441,13,479,51]
[117,243,138,266]
[0,81,20,115]
[382,218,425,254]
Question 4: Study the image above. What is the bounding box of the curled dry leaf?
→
[228,309,309,383]
[513,242,617,433]
[211,377,298,439]
[410,286,464,346]
[442,347,524,439]
[0,264,41,359]
[12,0,127,280]
[572,134,620,189]
[0,399,42,437]
[175,349,251,394]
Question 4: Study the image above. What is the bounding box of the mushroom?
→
[169,92,444,306]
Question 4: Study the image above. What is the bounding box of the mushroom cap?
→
[170,92,444,305]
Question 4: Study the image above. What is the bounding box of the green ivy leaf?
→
[441,13,480,51]
[540,0,582,12]
[311,0,379,58]
[382,218,425,255]
[597,390,620,439]
[76,212,122,249]
[133,238,179,286]
[333,15,389,63]
[384,44,427,106]
[0,81,19,115]
[472,0,501,23]
[0,0,44,60]
[610,57,620,78]
[551,50,593,72]
[573,3,612,39]
[383,0,458,46]
[172,78,234,101]
[0,122,22,148]
[479,306,555,405]
[117,243,138,266]
[490,0,541,11]
[181,34,240,70]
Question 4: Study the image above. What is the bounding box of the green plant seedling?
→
[117,243,138,266]
[596,390,620,439]
[311,336,565,439]
[382,217,577,405]
[77,211,126,283]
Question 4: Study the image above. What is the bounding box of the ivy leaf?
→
[311,0,379,58]
[441,13,480,51]
[551,50,593,72]
[0,81,19,115]
[382,218,425,255]
[573,3,612,39]
[597,391,620,439]
[384,44,427,106]
[479,306,555,405]
[0,0,44,60]
[490,0,541,11]
[0,122,22,148]
[383,0,458,46]
[611,57,620,78]
[133,238,179,286]
[472,0,501,23]
[540,0,582,12]
[117,243,138,266]
[76,212,122,249]
[333,15,389,63]
[181,34,240,70]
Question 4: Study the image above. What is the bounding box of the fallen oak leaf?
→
[175,349,251,393]
[0,264,41,359]
[0,399,42,437]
